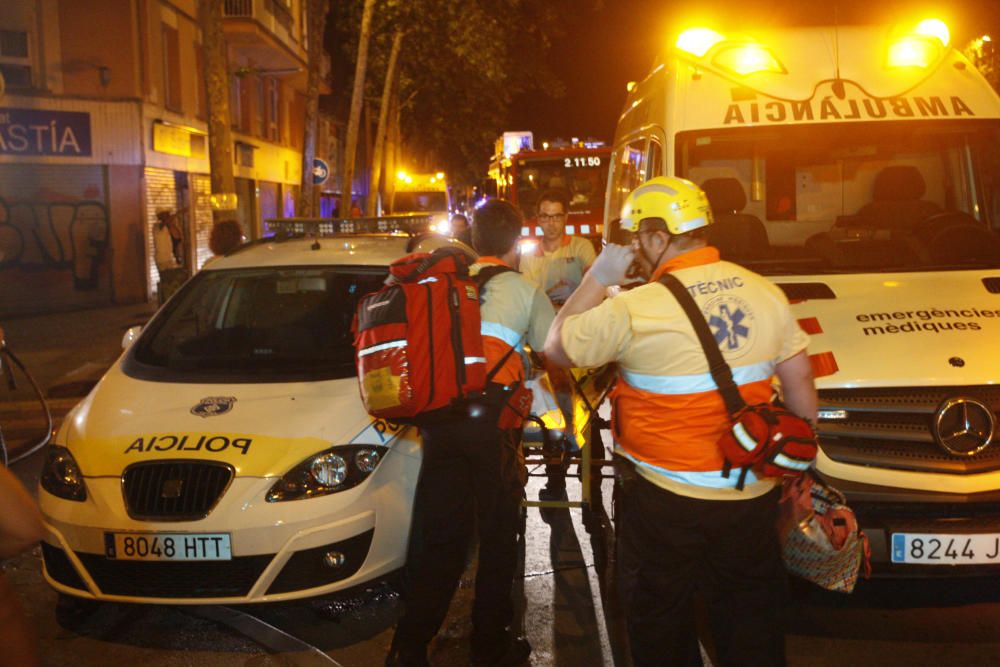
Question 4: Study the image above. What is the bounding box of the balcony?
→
[222,0,307,84]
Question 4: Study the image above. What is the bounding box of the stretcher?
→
[521,363,617,509]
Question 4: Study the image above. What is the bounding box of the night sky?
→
[509,0,1000,144]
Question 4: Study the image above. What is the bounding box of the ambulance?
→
[37,231,468,604]
[608,19,1000,574]
[392,170,452,233]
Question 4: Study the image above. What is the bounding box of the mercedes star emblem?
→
[933,397,996,457]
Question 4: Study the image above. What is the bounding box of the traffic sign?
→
[312,158,329,185]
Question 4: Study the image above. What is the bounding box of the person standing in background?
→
[520,189,596,307]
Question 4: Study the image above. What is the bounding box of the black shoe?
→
[386,645,430,667]
[470,635,531,666]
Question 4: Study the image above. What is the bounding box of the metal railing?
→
[222,0,253,18]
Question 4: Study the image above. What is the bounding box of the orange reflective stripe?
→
[612,378,773,472]
[483,337,522,386]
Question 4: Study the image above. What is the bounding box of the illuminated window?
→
[0,30,32,89]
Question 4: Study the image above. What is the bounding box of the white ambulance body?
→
[608,21,1000,574]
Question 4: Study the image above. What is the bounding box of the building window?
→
[266,78,280,142]
[236,141,255,167]
[256,75,267,138]
[194,47,206,120]
[0,30,32,89]
[229,74,241,130]
[161,24,182,111]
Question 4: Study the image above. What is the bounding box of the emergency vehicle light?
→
[676,28,725,57]
[914,18,949,46]
[712,44,785,76]
[887,35,941,69]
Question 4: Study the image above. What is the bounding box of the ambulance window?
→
[607,139,648,245]
[647,139,664,178]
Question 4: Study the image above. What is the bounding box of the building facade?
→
[0,0,316,315]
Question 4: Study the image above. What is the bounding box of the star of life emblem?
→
[704,295,756,359]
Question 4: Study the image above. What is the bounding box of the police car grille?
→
[817,386,1000,474]
[75,551,272,598]
[123,461,234,520]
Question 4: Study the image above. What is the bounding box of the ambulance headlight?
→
[40,445,87,502]
[266,445,388,502]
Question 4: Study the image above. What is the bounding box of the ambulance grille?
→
[817,386,1000,474]
[122,461,234,521]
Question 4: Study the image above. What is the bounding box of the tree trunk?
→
[366,30,403,216]
[385,93,401,213]
[198,0,236,224]
[341,0,376,217]
[297,0,328,218]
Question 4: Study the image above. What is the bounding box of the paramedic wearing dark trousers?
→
[544,177,817,667]
[388,200,555,667]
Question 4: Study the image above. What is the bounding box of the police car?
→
[39,229,468,604]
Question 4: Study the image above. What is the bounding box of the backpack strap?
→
[475,264,524,385]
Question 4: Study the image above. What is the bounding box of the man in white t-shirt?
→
[520,189,596,306]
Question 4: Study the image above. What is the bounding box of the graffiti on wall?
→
[0,197,110,289]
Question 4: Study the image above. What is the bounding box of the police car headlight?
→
[40,445,87,502]
[266,445,387,502]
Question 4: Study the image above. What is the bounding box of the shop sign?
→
[153,122,193,157]
[0,107,92,156]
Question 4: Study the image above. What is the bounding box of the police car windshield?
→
[128,266,388,382]
[676,119,1000,274]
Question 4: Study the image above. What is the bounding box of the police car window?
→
[127,267,388,382]
[678,120,1000,273]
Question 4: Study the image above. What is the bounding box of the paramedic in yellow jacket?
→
[520,188,596,306]
[545,177,817,667]
[388,199,553,667]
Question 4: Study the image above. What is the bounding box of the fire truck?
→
[487,131,610,246]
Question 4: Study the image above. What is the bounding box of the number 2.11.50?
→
[564,156,602,168]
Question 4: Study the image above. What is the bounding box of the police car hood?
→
[777,270,1000,389]
[62,363,416,477]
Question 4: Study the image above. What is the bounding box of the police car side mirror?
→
[122,325,142,350]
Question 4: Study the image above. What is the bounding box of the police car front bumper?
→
[40,459,414,604]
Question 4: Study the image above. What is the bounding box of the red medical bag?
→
[354,248,487,423]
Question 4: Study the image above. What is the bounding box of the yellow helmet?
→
[619,176,713,235]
